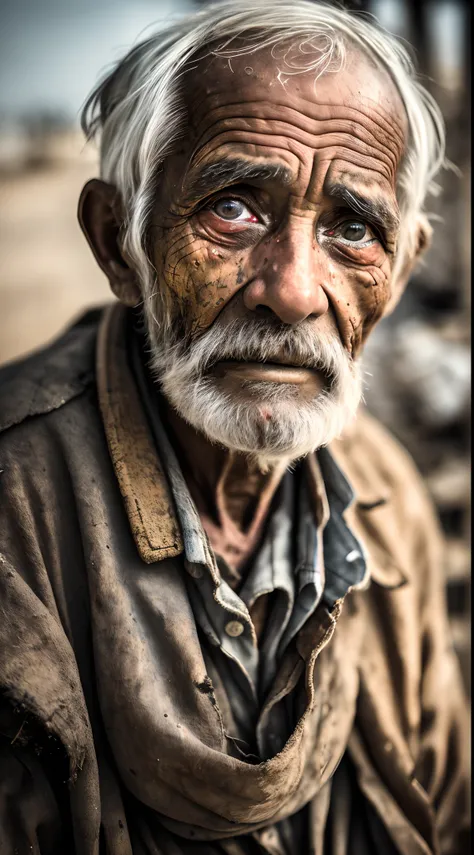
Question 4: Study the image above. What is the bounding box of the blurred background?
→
[0,0,470,690]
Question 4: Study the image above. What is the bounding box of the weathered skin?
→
[150,46,408,361]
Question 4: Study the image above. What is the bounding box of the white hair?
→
[82,0,445,313]
[148,308,363,467]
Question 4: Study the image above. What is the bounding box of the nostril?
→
[255,304,275,317]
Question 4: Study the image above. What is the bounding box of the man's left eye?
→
[329,220,376,243]
[212,198,257,222]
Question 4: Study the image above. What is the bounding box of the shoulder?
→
[331,408,443,590]
[332,407,432,514]
[0,306,107,435]
[0,308,113,617]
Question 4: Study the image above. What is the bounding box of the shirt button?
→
[260,828,276,844]
[225,620,244,638]
[186,563,203,579]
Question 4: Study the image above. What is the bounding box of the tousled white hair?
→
[81,0,445,315]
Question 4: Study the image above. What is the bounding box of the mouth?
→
[210,359,326,387]
[213,354,312,368]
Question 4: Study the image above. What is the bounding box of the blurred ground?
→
[0,131,109,363]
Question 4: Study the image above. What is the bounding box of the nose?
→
[243,224,329,324]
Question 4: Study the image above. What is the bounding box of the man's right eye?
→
[212,198,259,223]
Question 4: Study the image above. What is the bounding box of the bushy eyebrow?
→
[326,183,400,233]
[181,157,294,202]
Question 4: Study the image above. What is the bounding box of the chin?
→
[161,374,362,466]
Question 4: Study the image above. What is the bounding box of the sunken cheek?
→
[337,259,392,356]
[156,215,393,346]
[155,216,253,334]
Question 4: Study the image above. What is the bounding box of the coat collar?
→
[96,302,183,563]
[96,302,407,588]
[330,426,408,590]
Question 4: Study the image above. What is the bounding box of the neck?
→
[161,400,287,532]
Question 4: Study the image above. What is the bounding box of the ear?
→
[383,214,433,316]
[78,178,141,307]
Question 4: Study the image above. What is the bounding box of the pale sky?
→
[0,0,464,121]
[0,0,194,120]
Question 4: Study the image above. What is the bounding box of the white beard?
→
[146,312,363,468]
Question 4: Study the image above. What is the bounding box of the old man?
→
[0,1,470,853]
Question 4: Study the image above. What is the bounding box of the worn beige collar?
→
[96,302,405,588]
[97,301,183,563]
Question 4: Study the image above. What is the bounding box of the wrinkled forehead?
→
[179,41,408,178]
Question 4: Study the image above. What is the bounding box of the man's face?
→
[143,45,407,461]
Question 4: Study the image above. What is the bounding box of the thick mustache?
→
[195,319,340,376]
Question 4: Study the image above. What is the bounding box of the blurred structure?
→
[0,123,110,361]
[362,0,471,693]
[0,0,470,691]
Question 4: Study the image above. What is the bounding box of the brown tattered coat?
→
[0,304,469,854]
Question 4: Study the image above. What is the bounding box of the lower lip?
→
[211,361,317,384]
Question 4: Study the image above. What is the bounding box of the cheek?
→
[154,223,249,334]
[357,262,392,345]
[323,259,392,357]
